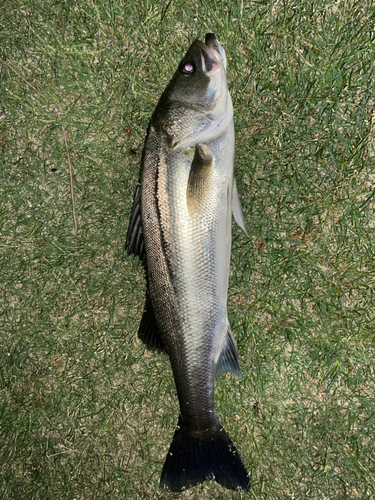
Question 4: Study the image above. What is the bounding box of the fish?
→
[126,33,249,492]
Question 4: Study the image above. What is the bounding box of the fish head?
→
[153,34,233,149]
[175,33,228,107]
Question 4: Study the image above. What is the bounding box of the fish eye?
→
[179,61,195,76]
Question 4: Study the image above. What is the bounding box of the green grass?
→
[1,0,375,498]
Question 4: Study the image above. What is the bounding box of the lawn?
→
[1,0,375,499]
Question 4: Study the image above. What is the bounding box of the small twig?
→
[0,57,78,232]
[160,0,172,22]
[55,108,78,232]
[0,58,48,101]
[125,443,133,470]
[359,189,375,212]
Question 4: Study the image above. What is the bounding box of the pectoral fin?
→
[232,180,248,237]
[187,145,213,217]
[215,327,242,378]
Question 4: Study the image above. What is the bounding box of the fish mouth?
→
[198,33,227,75]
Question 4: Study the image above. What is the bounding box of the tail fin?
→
[160,418,250,492]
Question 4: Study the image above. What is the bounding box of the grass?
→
[1,0,375,498]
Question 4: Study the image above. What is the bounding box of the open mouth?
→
[200,33,227,74]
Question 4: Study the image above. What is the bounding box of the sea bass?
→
[126,33,249,492]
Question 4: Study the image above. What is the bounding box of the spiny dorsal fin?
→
[215,327,242,378]
[138,290,166,353]
[126,185,147,266]
[232,179,248,237]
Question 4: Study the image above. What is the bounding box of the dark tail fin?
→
[160,418,250,492]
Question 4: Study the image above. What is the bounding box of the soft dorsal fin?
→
[138,289,166,354]
[215,327,242,378]
[232,180,248,237]
[126,185,147,266]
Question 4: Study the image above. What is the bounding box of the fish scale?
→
[126,33,249,492]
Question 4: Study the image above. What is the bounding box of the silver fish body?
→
[126,33,249,492]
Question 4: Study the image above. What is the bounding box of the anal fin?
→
[215,327,242,378]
